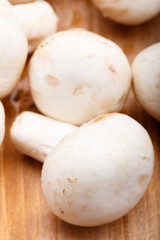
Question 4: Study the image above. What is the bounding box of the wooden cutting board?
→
[0,1,160,239]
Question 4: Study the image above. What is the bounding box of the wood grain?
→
[0,1,160,239]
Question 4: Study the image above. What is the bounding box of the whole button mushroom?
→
[0,0,28,99]
[132,42,160,121]
[41,113,154,226]
[13,1,59,53]
[10,111,77,162]
[91,0,160,25]
[0,102,5,146]
[10,112,154,226]
[29,28,131,125]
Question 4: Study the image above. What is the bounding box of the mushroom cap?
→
[132,42,160,121]
[42,113,154,226]
[0,0,28,99]
[29,28,131,125]
[91,0,160,25]
[13,0,58,53]
[0,101,5,146]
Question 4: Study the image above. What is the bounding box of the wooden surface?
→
[1,1,160,239]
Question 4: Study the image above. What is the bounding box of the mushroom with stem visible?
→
[13,0,59,53]
[91,0,160,25]
[10,111,154,226]
[0,102,5,146]
[132,42,160,122]
[0,0,28,99]
[29,28,131,125]
[42,113,154,226]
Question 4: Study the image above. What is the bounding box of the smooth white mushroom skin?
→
[42,113,154,227]
[0,0,28,99]
[0,102,5,146]
[13,1,59,53]
[10,111,77,162]
[29,28,131,125]
[91,0,160,25]
[132,43,160,121]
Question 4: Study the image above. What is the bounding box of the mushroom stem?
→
[13,0,58,53]
[10,111,77,162]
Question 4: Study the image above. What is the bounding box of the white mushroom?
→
[132,42,160,121]
[91,0,160,25]
[13,1,59,53]
[42,113,154,226]
[10,111,77,162]
[0,101,5,146]
[29,28,131,125]
[0,0,28,99]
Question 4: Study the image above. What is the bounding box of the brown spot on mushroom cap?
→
[59,208,64,214]
[72,84,92,96]
[63,189,66,195]
[67,177,78,183]
[67,178,73,183]
[72,86,83,96]
[141,156,150,161]
[139,175,148,186]
[45,74,59,87]
[107,64,116,73]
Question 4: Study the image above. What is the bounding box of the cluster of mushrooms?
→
[0,0,160,227]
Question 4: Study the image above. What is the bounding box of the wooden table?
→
[1,1,160,239]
